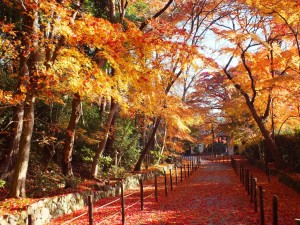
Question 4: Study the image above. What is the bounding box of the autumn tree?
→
[209,1,300,168]
[1,0,116,197]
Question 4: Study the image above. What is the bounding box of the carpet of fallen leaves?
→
[236,158,300,225]
[50,160,263,225]
[2,158,299,224]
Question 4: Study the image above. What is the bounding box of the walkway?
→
[124,160,259,224]
[50,160,260,224]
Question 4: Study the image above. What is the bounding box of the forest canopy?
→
[0,0,300,198]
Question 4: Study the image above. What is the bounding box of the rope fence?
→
[43,156,202,225]
[28,155,299,225]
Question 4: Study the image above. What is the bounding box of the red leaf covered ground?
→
[50,160,268,225]
[236,158,300,225]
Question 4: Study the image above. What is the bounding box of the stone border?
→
[0,164,173,225]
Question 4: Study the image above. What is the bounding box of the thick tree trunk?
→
[9,95,35,198]
[224,57,283,169]
[62,93,82,177]
[8,0,40,197]
[0,106,24,180]
[134,117,162,171]
[246,102,283,168]
[91,101,118,178]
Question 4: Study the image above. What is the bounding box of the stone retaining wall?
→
[0,165,172,225]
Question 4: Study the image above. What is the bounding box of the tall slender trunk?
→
[62,93,81,176]
[91,101,118,178]
[9,0,40,197]
[134,117,162,171]
[157,122,167,164]
[104,106,118,153]
[224,57,283,169]
[105,111,118,164]
[9,94,35,198]
[0,106,24,180]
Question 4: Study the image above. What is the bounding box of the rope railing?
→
[60,188,142,224]
[52,157,202,225]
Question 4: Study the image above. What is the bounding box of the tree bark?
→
[134,117,162,171]
[246,101,283,168]
[9,95,35,198]
[157,122,167,164]
[8,0,40,197]
[0,106,24,180]
[223,58,283,168]
[91,100,118,178]
[104,101,118,152]
[62,93,82,177]
[105,110,118,165]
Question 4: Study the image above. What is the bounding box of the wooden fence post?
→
[272,195,278,225]
[121,180,125,225]
[250,174,253,202]
[254,178,258,212]
[169,169,173,191]
[88,195,93,225]
[246,169,250,195]
[28,215,32,225]
[164,171,168,196]
[259,186,265,225]
[154,174,158,202]
[140,179,144,210]
[242,166,245,185]
[180,166,183,182]
[240,165,242,183]
[175,166,178,185]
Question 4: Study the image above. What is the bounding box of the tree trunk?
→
[134,117,162,171]
[0,106,24,180]
[224,57,283,169]
[62,93,82,177]
[91,101,118,178]
[9,95,35,198]
[157,123,167,164]
[8,0,40,197]
[246,101,283,168]
[104,109,118,155]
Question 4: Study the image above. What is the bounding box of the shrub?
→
[108,165,126,178]
[64,176,82,189]
[0,179,6,188]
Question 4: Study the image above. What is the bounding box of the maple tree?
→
[0,0,125,196]
[133,0,231,171]
[205,0,300,168]
[0,0,300,200]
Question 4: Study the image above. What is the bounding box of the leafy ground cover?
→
[1,158,299,224]
[50,160,261,225]
[0,163,167,217]
[237,158,300,225]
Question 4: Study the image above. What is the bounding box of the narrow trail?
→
[123,160,259,225]
[51,160,261,225]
